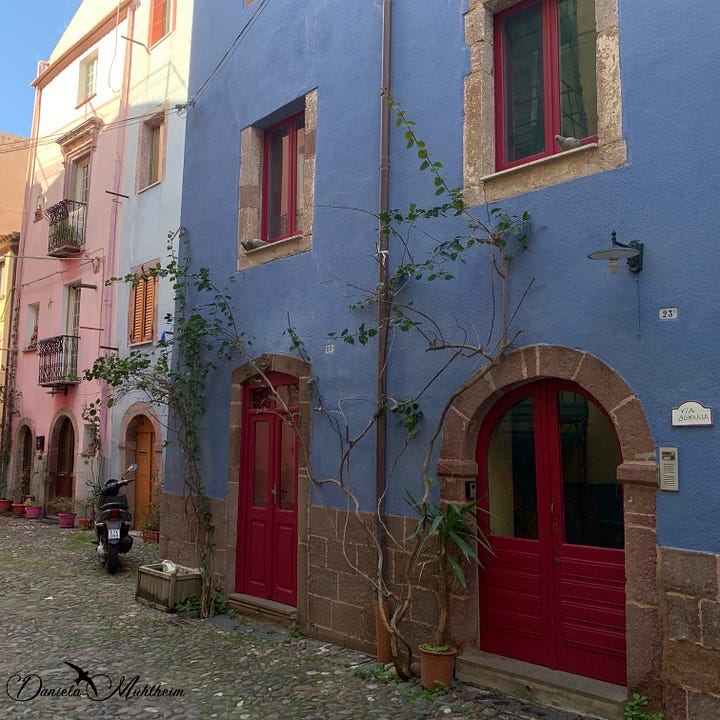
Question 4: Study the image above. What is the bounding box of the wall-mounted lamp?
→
[588,231,644,274]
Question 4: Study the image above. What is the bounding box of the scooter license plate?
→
[108,528,121,540]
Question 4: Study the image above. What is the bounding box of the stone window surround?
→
[222,354,313,612]
[464,0,626,204]
[127,259,160,345]
[136,107,167,193]
[437,344,661,695]
[237,89,317,271]
[57,117,104,202]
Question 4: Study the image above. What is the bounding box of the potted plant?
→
[142,500,160,543]
[406,494,492,691]
[0,473,11,511]
[48,496,77,528]
[77,495,97,529]
[24,497,42,519]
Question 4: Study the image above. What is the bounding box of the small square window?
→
[78,51,98,105]
[262,112,305,243]
[149,0,173,47]
[494,0,597,170]
[129,270,157,344]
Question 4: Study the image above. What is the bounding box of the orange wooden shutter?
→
[141,274,156,342]
[130,277,144,343]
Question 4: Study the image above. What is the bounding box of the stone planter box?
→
[135,563,202,613]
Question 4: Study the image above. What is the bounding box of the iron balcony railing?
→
[37,335,81,387]
[45,199,86,256]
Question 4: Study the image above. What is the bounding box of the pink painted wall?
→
[12,1,134,503]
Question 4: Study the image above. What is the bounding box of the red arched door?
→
[476,380,626,684]
[236,372,299,606]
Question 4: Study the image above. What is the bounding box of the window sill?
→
[75,93,97,110]
[137,180,162,195]
[23,346,37,353]
[149,32,172,51]
[129,340,154,348]
[483,143,598,183]
[467,139,627,204]
[238,233,312,271]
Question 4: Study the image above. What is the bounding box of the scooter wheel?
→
[107,543,119,574]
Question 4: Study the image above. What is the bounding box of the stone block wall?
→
[660,547,720,719]
[303,506,478,657]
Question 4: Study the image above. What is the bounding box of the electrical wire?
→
[1,0,273,156]
[186,0,270,105]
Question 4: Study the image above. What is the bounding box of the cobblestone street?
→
[0,516,607,719]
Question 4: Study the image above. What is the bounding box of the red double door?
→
[477,380,626,685]
[236,373,298,607]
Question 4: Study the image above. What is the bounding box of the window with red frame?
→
[262,112,305,243]
[149,0,173,47]
[494,0,597,170]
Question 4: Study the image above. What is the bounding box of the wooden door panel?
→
[273,519,297,605]
[478,381,626,685]
[245,518,270,596]
[237,374,299,606]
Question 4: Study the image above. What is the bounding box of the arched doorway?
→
[477,379,625,684]
[133,416,156,530]
[55,417,75,498]
[235,371,299,606]
[17,425,34,496]
[437,345,661,692]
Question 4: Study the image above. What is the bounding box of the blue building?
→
[163,0,720,716]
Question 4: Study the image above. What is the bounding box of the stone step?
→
[227,592,297,629]
[456,650,627,719]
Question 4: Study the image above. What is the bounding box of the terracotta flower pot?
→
[0,498,12,512]
[419,645,457,691]
[57,512,77,528]
[11,503,25,518]
[25,505,42,519]
[142,529,160,543]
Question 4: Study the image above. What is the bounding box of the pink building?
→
[11,1,137,507]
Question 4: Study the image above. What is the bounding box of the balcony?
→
[45,199,86,257]
[37,335,81,388]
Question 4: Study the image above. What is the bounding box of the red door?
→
[236,373,299,606]
[477,380,626,685]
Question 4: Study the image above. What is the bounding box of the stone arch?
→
[118,403,164,529]
[12,418,36,497]
[46,408,79,495]
[438,344,660,693]
[118,402,164,479]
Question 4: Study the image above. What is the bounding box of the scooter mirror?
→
[126,464,138,473]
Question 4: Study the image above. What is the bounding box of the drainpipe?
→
[375,0,392,595]
[99,3,136,477]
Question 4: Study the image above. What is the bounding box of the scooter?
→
[95,464,137,574]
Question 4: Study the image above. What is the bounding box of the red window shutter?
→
[149,0,169,47]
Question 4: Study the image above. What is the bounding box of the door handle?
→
[271,484,277,504]
[549,502,554,517]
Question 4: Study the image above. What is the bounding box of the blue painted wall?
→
[178,0,720,555]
